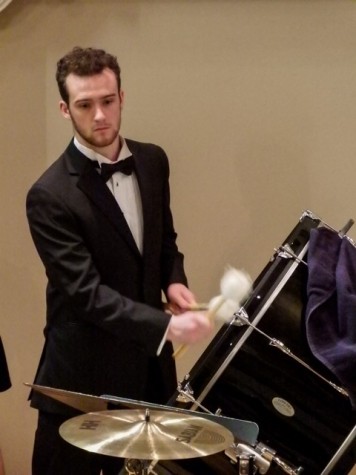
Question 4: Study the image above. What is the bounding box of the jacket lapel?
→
[129,144,156,258]
[65,141,141,256]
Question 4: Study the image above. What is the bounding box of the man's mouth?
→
[94,125,110,132]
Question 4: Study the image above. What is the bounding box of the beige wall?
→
[1,0,356,473]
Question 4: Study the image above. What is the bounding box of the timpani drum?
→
[158,210,356,475]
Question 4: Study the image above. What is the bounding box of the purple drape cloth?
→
[306,227,356,408]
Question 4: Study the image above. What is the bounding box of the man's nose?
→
[94,106,105,120]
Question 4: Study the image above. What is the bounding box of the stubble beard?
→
[71,115,120,150]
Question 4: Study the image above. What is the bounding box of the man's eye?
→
[78,103,90,109]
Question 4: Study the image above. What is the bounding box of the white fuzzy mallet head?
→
[209,267,252,322]
[208,296,238,322]
[220,266,252,302]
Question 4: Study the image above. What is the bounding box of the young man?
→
[26,46,211,475]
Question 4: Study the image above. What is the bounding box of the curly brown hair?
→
[56,47,121,103]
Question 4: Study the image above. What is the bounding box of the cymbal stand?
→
[235,454,255,475]
[226,443,304,475]
[124,458,158,475]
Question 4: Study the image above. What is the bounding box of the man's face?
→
[60,68,123,155]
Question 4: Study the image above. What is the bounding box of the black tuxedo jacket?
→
[26,139,187,414]
[0,337,11,392]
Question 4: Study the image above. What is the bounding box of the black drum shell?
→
[159,212,356,475]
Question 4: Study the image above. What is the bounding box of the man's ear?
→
[119,90,124,110]
[59,100,71,119]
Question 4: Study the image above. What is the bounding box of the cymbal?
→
[59,408,234,460]
[24,383,108,413]
[25,383,259,446]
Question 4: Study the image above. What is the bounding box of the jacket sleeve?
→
[157,147,188,291]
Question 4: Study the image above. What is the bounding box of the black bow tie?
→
[98,156,135,181]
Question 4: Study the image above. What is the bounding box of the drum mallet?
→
[172,267,252,359]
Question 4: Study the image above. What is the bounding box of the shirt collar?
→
[73,136,132,164]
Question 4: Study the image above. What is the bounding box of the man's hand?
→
[166,311,212,345]
[166,283,197,312]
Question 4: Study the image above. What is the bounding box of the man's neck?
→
[74,135,121,162]
[74,136,132,164]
